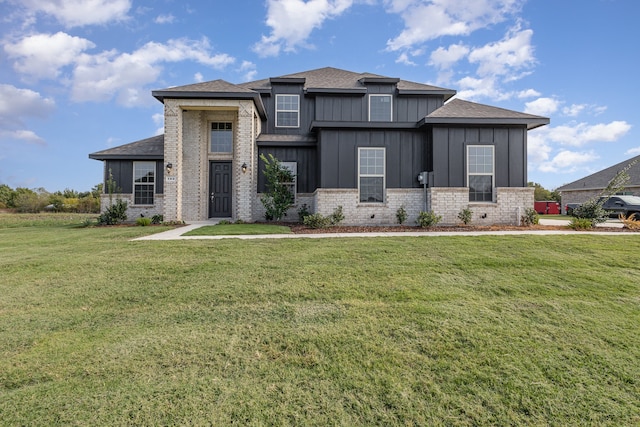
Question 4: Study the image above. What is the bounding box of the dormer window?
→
[276,94,300,128]
[369,94,392,121]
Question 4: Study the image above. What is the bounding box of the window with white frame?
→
[276,95,300,127]
[133,161,155,205]
[280,161,297,204]
[369,94,392,121]
[210,122,233,153]
[359,148,385,203]
[467,145,494,202]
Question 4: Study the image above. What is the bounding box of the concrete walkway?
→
[133,218,628,241]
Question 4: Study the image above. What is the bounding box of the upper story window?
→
[359,147,385,203]
[276,95,300,128]
[467,145,494,202]
[133,161,155,205]
[211,122,233,153]
[369,94,392,121]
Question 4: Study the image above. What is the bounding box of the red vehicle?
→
[534,201,561,215]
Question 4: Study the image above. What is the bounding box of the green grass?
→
[183,223,292,236]
[1,215,639,425]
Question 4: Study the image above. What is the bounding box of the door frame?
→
[208,160,233,219]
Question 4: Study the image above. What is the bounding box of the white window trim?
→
[275,94,300,128]
[133,161,156,206]
[358,147,386,204]
[466,145,495,203]
[368,94,393,122]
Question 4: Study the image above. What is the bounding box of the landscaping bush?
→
[568,217,594,230]
[329,206,344,225]
[521,208,539,226]
[619,213,640,230]
[136,217,152,226]
[303,213,332,229]
[151,214,163,224]
[396,205,407,225]
[457,207,473,225]
[297,203,311,222]
[97,199,128,225]
[416,211,441,227]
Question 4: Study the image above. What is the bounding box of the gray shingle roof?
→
[556,155,640,191]
[423,98,550,130]
[155,79,256,94]
[89,135,164,160]
[238,67,455,97]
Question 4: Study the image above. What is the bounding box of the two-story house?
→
[89,67,549,225]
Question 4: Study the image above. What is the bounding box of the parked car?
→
[600,195,640,218]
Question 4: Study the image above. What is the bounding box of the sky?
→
[1,0,638,192]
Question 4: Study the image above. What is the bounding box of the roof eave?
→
[151,90,267,120]
[420,117,550,130]
[398,89,456,100]
[89,154,164,161]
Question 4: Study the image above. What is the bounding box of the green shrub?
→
[416,211,442,227]
[396,205,407,225]
[457,207,473,225]
[259,153,295,221]
[330,206,344,225]
[297,203,311,222]
[97,199,128,225]
[303,213,332,229]
[151,214,163,224]
[217,220,233,225]
[521,208,539,226]
[136,217,152,226]
[568,217,594,230]
[572,199,609,225]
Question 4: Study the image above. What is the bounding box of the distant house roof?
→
[89,135,164,160]
[421,99,550,130]
[557,155,640,192]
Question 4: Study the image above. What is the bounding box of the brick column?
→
[163,99,182,222]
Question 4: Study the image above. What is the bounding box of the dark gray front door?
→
[209,161,232,218]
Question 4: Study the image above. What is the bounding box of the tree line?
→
[0,184,102,213]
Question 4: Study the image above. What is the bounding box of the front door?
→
[209,161,232,218]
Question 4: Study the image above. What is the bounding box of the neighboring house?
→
[89,67,549,225]
[557,154,640,211]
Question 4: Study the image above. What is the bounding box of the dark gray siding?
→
[431,126,527,188]
[261,84,314,135]
[314,94,444,122]
[104,160,164,194]
[257,147,318,193]
[318,129,426,189]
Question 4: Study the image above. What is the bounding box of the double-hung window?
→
[133,161,155,205]
[276,95,299,127]
[359,148,385,203]
[467,145,494,202]
[211,122,233,153]
[369,94,392,121]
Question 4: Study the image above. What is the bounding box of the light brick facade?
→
[100,194,163,220]
[162,99,260,222]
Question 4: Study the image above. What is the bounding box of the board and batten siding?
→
[104,160,164,194]
[318,129,426,189]
[257,146,318,193]
[431,126,527,188]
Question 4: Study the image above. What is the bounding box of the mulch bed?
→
[261,223,637,234]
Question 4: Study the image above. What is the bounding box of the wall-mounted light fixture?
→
[241,162,248,173]
[166,162,173,175]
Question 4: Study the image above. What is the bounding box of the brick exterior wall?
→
[162,99,259,222]
[429,187,534,225]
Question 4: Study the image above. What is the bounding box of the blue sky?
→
[1,0,637,192]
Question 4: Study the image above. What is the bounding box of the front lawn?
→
[183,223,292,236]
[1,216,639,425]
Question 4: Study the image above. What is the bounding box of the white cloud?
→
[237,61,258,81]
[0,85,53,146]
[517,89,540,99]
[537,150,598,174]
[20,0,131,27]
[385,0,525,51]
[562,103,586,117]
[253,0,354,57]
[155,14,175,24]
[396,52,417,66]
[429,43,469,69]
[70,38,235,106]
[625,147,640,156]
[547,121,631,147]
[4,32,95,80]
[525,97,559,116]
[152,113,164,135]
[194,72,204,83]
[467,26,535,78]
